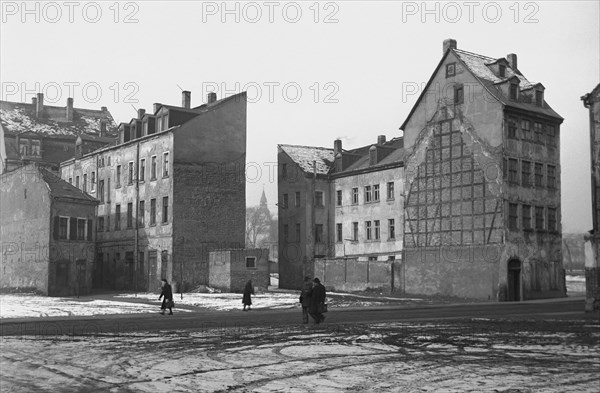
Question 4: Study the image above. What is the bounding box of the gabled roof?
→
[279,144,335,175]
[340,138,405,173]
[0,100,118,138]
[38,167,98,203]
[400,46,563,130]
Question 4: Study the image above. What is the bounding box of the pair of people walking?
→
[300,276,327,324]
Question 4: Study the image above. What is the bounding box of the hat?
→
[313,277,320,283]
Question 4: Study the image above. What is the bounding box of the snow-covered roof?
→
[39,167,98,202]
[279,144,335,175]
[454,49,534,89]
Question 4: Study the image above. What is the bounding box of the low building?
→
[0,164,98,296]
[581,83,600,311]
[209,248,270,292]
[60,91,247,293]
[0,93,117,174]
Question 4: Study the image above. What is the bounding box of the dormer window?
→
[535,90,543,106]
[19,140,28,155]
[509,83,519,100]
[31,140,40,156]
[446,63,456,77]
[499,64,506,78]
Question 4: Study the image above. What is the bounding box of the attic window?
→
[509,84,519,100]
[369,147,377,166]
[499,64,506,78]
[454,85,464,104]
[535,90,543,106]
[446,63,456,77]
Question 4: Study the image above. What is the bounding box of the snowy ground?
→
[1,319,598,392]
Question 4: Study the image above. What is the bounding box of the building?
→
[400,39,565,300]
[581,83,600,311]
[60,91,247,293]
[0,164,98,296]
[277,135,405,290]
[0,93,117,174]
[209,248,270,292]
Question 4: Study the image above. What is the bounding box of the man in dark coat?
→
[242,280,254,311]
[158,278,173,315]
[300,276,313,324]
[308,277,326,324]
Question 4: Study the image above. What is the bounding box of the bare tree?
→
[245,206,273,248]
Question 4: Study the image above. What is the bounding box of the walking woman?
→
[158,278,174,315]
[242,279,254,311]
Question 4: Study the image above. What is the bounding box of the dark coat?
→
[300,281,312,307]
[159,283,173,301]
[309,283,326,313]
[242,281,254,305]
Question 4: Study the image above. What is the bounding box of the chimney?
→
[182,91,191,109]
[36,93,44,117]
[334,139,342,155]
[506,53,518,70]
[66,97,74,121]
[137,108,146,119]
[377,135,386,145]
[207,92,217,104]
[443,38,457,54]
[100,119,106,137]
[101,106,107,112]
[153,103,161,113]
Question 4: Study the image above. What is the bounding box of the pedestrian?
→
[308,277,326,324]
[242,279,254,311]
[158,278,174,315]
[300,276,313,324]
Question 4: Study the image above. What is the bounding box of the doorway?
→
[507,259,521,301]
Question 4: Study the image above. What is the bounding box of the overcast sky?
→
[1,0,598,233]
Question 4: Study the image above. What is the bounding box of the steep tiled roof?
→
[279,144,335,175]
[39,167,98,202]
[0,100,117,137]
[339,138,405,173]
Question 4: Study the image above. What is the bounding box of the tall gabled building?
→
[0,93,117,174]
[60,91,247,292]
[400,39,565,300]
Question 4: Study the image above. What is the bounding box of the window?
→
[282,193,289,209]
[99,180,105,202]
[387,182,394,200]
[533,122,543,143]
[246,257,256,269]
[83,174,87,192]
[59,217,68,239]
[139,159,146,182]
[295,223,301,242]
[315,224,323,243]
[106,215,110,232]
[507,118,518,139]
[521,119,531,140]
[535,90,543,106]
[116,165,121,187]
[374,220,380,240]
[446,63,455,77]
[107,178,111,203]
[509,83,518,100]
[365,186,372,203]
[128,162,134,185]
[98,216,104,232]
[315,191,324,207]
[91,172,96,192]
[127,202,133,228]
[508,159,518,184]
[388,219,396,240]
[508,203,518,230]
[77,219,86,240]
[548,208,557,232]
[547,165,556,189]
[366,221,372,240]
[163,152,169,177]
[373,184,380,202]
[151,156,157,180]
[499,63,506,77]
[521,161,531,187]
[139,200,145,226]
[69,177,72,184]
[352,222,359,241]
[454,85,464,104]
[336,223,342,242]
[115,205,121,230]
[522,205,532,230]
[535,206,545,230]
[336,190,342,206]
[352,188,359,204]
[295,191,301,207]
[546,125,556,146]
[368,256,378,262]
[162,197,169,223]
[281,163,287,180]
[534,163,543,187]
[150,199,156,225]
[283,224,289,242]
[107,156,111,166]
